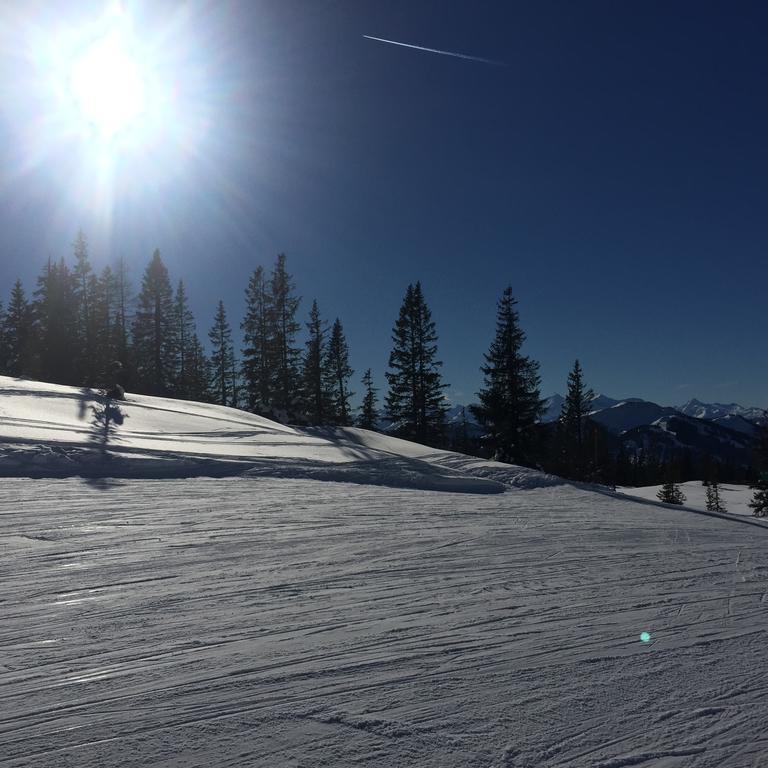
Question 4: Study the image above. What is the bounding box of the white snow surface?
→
[3,377,768,766]
[618,481,756,518]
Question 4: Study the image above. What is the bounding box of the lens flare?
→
[640,631,651,643]
[70,33,145,138]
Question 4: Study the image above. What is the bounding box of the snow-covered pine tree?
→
[269,254,301,419]
[208,300,235,407]
[301,300,331,425]
[131,250,176,395]
[470,286,543,465]
[385,282,448,446]
[559,359,595,480]
[325,318,353,426]
[358,368,378,430]
[241,266,273,415]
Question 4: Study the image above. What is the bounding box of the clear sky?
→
[0,0,765,408]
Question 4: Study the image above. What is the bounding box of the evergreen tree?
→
[3,280,34,377]
[559,359,595,480]
[385,282,447,445]
[33,258,78,384]
[113,254,131,371]
[749,417,768,517]
[326,317,353,425]
[186,333,211,402]
[470,286,543,465]
[657,463,686,505]
[131,249,175,395]
[208,300,235,406]
[172,280,198,399]
[241,266,274,415]
[72,231,99,384]
[269,254,301,418]
[705,480,727,513]
[0,299,6,372]
[358,368,378,430]
[301,300,331,424]
[92,265,120,383]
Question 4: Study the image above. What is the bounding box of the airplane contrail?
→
[363,35,503,65]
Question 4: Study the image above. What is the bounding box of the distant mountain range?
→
[441,394,765,470]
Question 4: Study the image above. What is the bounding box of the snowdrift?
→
[0,377,561,492]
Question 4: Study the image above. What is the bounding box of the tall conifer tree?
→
[269,254,301,418]
[301,300,331,425]
[208,300,235,406]
[358,368,379,430]
[385,282,447,445]
[72,231,99,384]
[3,280,34,377]
[33,258,78,384]
[173,280,198,399]
[241,266,273,414]
[749,417,768,517]
[131,250,175,395]
[471,287,544,465]
[559,359,595,480]
[326,318,353,426]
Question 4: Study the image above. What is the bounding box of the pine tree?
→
[749,417,768,517]
[186,333,211,402]
[72,231,99,385]
[326,317,353,425]
[559,359,595,480]
[470,287,544,465]
[705,480,727,513]
[358,368,378,430]
[131,249,175,395]
[657,463,686,505]
[33,258,78,384]
[172,280,198,399]
[301,300,331,425]
[0,299,6,372]
[3,280,34,377]
[92,265,120,383]
[385,282,447,445]
[269,254,301,419]
[241,266,274,415]
[113,254,131,371]
[208,300,235,406]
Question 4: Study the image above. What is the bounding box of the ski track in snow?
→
[2,478,768,767]
[2,377,768,765]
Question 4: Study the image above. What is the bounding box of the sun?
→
[69,33,145,138]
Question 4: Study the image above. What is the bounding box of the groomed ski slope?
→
[1,377,768,767]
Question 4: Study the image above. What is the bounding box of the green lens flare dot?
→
[640,632,651,643]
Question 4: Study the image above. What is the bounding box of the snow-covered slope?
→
[3,377,768,766]
[619,481,755,516]
[0,376,558,492]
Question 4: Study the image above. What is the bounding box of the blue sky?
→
[0,0,765,407]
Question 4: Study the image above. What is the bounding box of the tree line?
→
[0,232,765,510]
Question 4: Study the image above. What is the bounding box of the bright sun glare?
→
[70,34,145,138]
